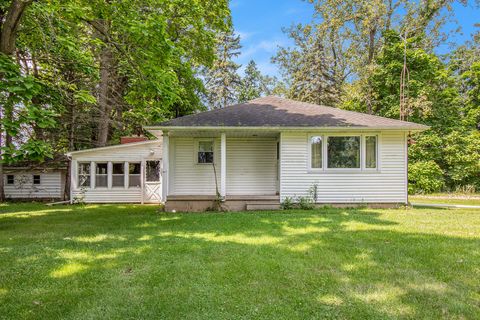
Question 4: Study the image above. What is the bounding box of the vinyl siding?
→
[169,137,220,195]
[169,137,278,196]
[4,171,64,199]
[226,138,277,195]
[280,131,407,203]
[70,140,162,203]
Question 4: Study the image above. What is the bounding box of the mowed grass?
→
[1,203,480,319]
[410,193,480,206]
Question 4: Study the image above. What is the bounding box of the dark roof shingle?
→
[155,96,429,130]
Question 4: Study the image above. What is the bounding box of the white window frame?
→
[77,162,92,188]
[128,162,142,188]
[111,162,126,188]
[95,162,109,189]
[326,134,362,171]
[194,139,215,165]
[363,135,379,171]
[307,133,381,173]
[307,134,325,171]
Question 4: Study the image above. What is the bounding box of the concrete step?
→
[246,203,281,211]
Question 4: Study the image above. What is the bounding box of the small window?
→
[310,136,323,169]
[129,163,141,188]
[197,141,214,164]
[327,136,361,169]
[78,163,91,188]
[112,163,125,187]
[33,175,41,185]
[365,136,377,169]
[146,161,161,182]
[6,175,14,185]
[95,163,108,188]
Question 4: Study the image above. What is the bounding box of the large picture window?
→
[327,136,361,169]
[365,136,377,169]
[310,136,322,169]
[197,140,214,164]
[78,163,91,187]
[112,163,125,187]
[95,163,108,187]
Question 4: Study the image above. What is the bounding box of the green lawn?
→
[410,193,480,206]
[1,204,479,319]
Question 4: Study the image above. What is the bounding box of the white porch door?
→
[144,160,162,203]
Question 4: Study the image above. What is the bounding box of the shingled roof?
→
[153,96,429,131]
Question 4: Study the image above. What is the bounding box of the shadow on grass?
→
[0,204,479,319]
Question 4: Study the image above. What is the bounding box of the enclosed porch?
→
[162,130,280,212]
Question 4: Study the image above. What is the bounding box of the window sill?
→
[307,169,381,174]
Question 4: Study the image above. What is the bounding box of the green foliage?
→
[281,196,295,210]
[238,60,275,102]
[408,161,445,194]
[297,196,315,210]
[0,54,56,163]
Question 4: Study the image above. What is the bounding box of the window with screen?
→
[78,163,91,187]
[33,175,41,185]
[146,161,161,182]
[95,163,108,187]
[6,175,14,185]
[129,163,141,187]
[197,141,214,164]
[112,163,125,187]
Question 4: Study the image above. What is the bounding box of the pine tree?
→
[205,30,241,109]
[238,60,275,102]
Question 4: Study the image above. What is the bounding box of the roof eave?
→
[145,125,430,132]
[66,140,161,156]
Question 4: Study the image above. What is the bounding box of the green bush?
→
[408,161,445,194]
[281,196,295,210]
[297,196,315,210]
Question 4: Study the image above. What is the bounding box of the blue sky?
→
[231,0,480,77]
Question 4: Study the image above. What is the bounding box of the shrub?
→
[297,196,315,210]
[281,196,295,210]
[408,161,445,194]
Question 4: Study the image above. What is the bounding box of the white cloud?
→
[235,30,255,41]
[241,39,287,59]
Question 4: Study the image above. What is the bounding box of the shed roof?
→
[150,96,429,131]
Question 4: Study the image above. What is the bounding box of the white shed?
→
[3,161,67,201]
[67,139,163,204]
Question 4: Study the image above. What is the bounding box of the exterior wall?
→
[280,131,407,203]
[226,138,277,195]
[168,137,278,196]
[70,140,162,203]
[169,137,221,195]
[4,171,64,199]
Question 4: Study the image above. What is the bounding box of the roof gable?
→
[151,96,429,131]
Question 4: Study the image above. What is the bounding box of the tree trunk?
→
[0,0,32,201]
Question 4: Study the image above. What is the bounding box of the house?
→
[3,157,68,201]
[145,96,429,211]
[66,137,162,204]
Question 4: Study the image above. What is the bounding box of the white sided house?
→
[145,96,429,211]
[67,138,163,204]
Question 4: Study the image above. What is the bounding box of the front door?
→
[144,160,162,203]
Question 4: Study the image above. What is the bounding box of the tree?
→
[237,60,275,102]
[204,29,241,109]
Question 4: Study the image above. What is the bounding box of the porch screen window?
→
[78,163,91,187]
[112,163,125,187]
[146,161,161,182]
[365,136,377,169]
[33,175,41,185]
[198,141,214,164]
[327,136,360,169]
[310,136,323,168]
[95,163,108,187]
[129,163,141,187]
[6,175,14,185]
